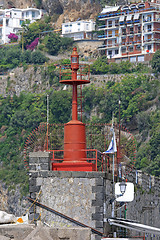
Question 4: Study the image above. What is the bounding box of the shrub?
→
[26,37,39,51]
[20,50,32,63]
[8,33,18,42]
[31,50,47,64]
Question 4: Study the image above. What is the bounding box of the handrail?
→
[48,149,104,172]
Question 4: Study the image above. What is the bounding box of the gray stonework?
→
[0,224,91,240]
[90,73,155,88]
[29,152,160,240]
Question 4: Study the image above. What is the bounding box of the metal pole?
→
[112,123,117,237]
[112,126,115,218]
[118,99,121,171]
[47,94,49,150]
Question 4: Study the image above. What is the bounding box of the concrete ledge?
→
[29,152,50,158]
[35,171,106,178]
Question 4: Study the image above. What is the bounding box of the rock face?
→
[54,0,101,28]
[3,0,35,8]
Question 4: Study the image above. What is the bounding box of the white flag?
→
[103,131,117,154]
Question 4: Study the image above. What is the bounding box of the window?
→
[148,45,152,50]
[108,50,112,57]
[128,46,134,52]
[108,30,112,37]
[138,26,141,33]
[32,11,35,18]
[136,45,141,50]
[122,47,126,53]
[20,20,24,25]
[147,25,151,32]
[77,23,80,25]
[122,29,126,35]
[108,40,112,46]
[26,11,29,17]
[115,30,119,36]
[115,20,119,26]
[130,27,133,34]
[138,55,144,62]
[108,20,112,27]
[115,49,119,55]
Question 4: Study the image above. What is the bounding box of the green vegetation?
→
[0,46,47,73]
[0,91,72,194]
[151,50,160,74]
[90,56,151,74]
[0,17,73,73]
[20,18,73,55]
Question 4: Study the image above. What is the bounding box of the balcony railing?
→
[98,7,156,20]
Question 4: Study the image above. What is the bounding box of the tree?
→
[50,90,72,123]
[44,33,62,55]
[60,37,73,50]
[90,56,109,74]
[20,19,53,49]
[151,50,160,73]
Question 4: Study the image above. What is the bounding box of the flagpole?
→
[103,114,117,237]
[112,122,117,237]
[112,124,115,218]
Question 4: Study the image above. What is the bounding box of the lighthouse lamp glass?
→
[72,57,78,63]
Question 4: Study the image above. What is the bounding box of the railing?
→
[98,7,156,19]
[49,149,105,172]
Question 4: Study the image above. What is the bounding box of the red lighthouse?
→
[52,47,96,171]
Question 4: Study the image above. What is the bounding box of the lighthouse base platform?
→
[51,161,96,171]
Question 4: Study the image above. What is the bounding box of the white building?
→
[62,20,96,40]
[0,8,43,44]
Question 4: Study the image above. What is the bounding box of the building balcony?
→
[143,38,160,43]
[98,24,119,30]
[153,28,160,32]
[98,25,106,30]
[98,34,117,40]
[98,45,107,50]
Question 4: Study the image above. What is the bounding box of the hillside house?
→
[62,20,96,40]
[0,8,43,44]
[98,0,160,62]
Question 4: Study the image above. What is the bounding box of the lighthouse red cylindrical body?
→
[64,120,86,161]
[52,47,96,171]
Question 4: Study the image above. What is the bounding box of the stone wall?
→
[0,66,51,97]
[0,225,91,240]
[90,73,155,88]
[29,152,160,240]
[29,152,106,240]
